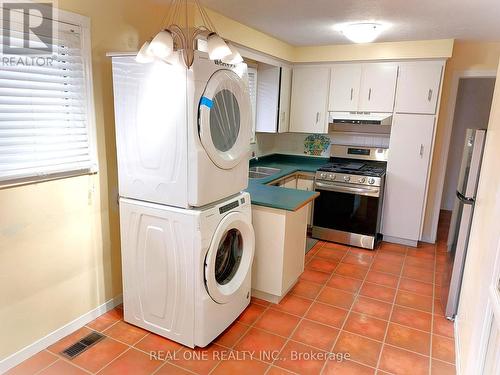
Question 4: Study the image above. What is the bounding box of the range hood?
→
[330,112,393,125]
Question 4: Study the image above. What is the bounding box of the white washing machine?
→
[119,192,255,348]
[111,51,251,209]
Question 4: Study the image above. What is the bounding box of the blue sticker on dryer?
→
[200,96,213,109]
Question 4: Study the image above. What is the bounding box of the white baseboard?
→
[0,294,123,374]
[382,235,418,247]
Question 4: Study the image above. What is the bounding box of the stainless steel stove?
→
[312,145,389,250]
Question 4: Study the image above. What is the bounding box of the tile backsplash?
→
[252,132,390,158]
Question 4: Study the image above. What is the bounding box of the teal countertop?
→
[245,154,328,211]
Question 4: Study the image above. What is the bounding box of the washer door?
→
[198,69,251,170]
[205,212,255,304]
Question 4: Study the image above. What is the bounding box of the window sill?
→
[0,168,99,190]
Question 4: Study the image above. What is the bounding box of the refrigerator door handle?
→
[456,191,475,205]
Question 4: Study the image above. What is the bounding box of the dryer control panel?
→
[219,200,239,214]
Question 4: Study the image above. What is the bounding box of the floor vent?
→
[61,331,105,359]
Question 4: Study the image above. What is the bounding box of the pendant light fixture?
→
[136,41,154,63]
[206,32,232,60]
[149,30,174,59]
[136,0,242,68]
[222,42,244,64]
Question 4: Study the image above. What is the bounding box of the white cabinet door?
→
[328,64,362,112]
[289,67,330,133]
[278,67,292,133]
[297,177,314,226]
[296,177,314,191]
[395,61,444,114]
[359,62,398,112]
[382,114,435,242]
[282,176,297,189]
[255,64,280,133]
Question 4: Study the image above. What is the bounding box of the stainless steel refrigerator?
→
[444,128,487,319]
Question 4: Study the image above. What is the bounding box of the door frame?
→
[427,70,496,244]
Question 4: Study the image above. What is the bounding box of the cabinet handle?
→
[420,144,424,157]
[281,111,286,124]
[428,89,433,102]
[316,112,320,124]
[368,88,372,101]
[350,88,353,101]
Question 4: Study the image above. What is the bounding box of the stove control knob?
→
[343,176,351,182]
[368,178,376,185]
[359,177,366,184]
[328,173,336,180]
[319,172,327,179]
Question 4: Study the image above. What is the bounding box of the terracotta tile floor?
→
[7,212,456,375]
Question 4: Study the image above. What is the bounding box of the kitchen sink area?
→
[248,166,281,179]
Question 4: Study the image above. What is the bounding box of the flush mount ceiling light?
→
[336,22,387,44]
[136,0,242,67]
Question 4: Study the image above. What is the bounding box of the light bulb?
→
[149,30,174,59]
[136,41,154,63]
[221,42,243,64]
[207,33,231,60]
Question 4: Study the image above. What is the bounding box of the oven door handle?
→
[314,181,380,197]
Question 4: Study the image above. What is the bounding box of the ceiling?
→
[200,0,500,46]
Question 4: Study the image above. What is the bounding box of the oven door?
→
[313,181,381,237]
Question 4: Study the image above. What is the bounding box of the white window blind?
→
[0,15,96,184]
[247,66,257,143]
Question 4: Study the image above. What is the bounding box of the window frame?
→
[247,65,257,144]
[0,6,98,188]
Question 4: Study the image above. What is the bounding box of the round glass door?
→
[198,69,251,170]
[210,89,241,153]
[205,212,255,304]
[215,228,243,285]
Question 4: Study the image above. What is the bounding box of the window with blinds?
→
[247,66,257,143]
[0,12,96,185]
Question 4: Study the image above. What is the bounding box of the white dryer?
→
[111,51,251,208]
[119,192,255,348]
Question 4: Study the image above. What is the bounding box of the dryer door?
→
[198,69,251,170]
[205,212,255,304]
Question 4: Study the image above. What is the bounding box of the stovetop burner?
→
[318,158,387,177]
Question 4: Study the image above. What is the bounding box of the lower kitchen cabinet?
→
[382,114,436,245]
[251,204,308,303]
[269,173,315,226]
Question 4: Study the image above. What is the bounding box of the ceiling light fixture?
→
[337,22,386,44]
[136,0,241,68]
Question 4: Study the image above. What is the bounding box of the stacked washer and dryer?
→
[111,51,255,348]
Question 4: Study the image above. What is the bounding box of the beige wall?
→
[293,39,453,62]
[422,42,500,241]
[0,0,169,360]
[0,0,498,363]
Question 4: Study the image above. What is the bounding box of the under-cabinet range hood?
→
[329,112,392,134]
[330,112,393,125]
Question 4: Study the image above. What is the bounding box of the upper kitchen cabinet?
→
[394,61,444,114]
[289,66,330,133]
[328,62,398,113]
[278,67,292,133]
[328,64,362,112]
[255,64,292,133]
[358,62,399,112]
